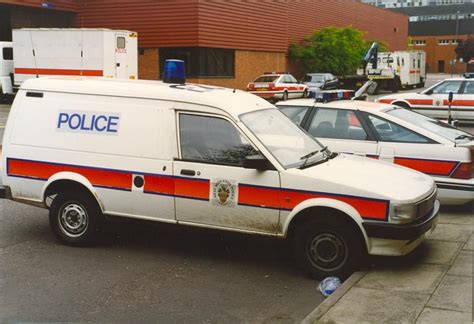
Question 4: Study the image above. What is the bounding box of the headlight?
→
[391,204,417,224]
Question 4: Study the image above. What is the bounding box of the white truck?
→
[367,51,426,92]
[0,28,138,101]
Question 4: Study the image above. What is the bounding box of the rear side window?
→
[365,114,431,143]
[463,81,474,94]
[179,114,258,166]
[2,47,13,60]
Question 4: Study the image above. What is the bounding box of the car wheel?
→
[49,191,103,246]
[303,89,308,98]
[282,91,288,101]
[292,217,363,280]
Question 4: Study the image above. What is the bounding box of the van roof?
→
[20,77,274,119]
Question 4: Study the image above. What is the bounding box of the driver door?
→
[173,109,281,234]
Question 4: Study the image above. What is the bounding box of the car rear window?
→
[254,76,279,83]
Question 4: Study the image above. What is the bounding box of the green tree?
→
[455,37,474,63]
[289,26,386,76]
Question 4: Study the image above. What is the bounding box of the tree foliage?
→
[455,37,474,63]
[288,26,387,76]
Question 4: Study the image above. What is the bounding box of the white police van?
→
[0,61,439,279]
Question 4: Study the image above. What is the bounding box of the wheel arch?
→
[283,198,369,250]
[42,172,103,211]
[391,99,411,109]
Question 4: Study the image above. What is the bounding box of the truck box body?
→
[368,51,426,88]
[12,28,137,86]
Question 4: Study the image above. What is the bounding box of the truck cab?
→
[0,41,13,100]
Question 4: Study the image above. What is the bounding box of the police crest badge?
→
[211,179,237,207]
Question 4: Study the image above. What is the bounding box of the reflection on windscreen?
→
[240,109,324,168]
[385,107,473,142]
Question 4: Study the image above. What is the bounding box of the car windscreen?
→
[303,75,324,82]
[240,108,326,169]
[254,76,279,83]
[384,107,473,142]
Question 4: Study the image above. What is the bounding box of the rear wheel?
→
[292,217,364,280]
[391,77,401,93]
[49,191,103,246]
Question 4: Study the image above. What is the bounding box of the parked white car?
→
[377,78,474,122]
[277,99,474,205]
[246,72,308,101]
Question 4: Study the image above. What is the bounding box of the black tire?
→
[391,77,401,93]
[282,91,288,101]
[292,217,364,280]
[49,191,103,246]
[392,101,410,109]
[303,89,308,98]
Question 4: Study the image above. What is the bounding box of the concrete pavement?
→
[303,204,473,324]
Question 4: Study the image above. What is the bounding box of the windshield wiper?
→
[454,134,474,140]
[300,146,328,168]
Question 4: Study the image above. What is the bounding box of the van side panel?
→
[5,91,176,222]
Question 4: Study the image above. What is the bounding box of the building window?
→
[452,39,460,45]
[159,47,235,78]
[438,39,450,45]
[413,40,426,46]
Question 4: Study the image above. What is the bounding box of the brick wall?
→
[138,48,159,80]
[412,35,469,73]
[138,49,286,90]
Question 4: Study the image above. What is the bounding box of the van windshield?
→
[384,106,473,142]
[240,109,328,169]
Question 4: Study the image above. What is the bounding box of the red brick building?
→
[0,0,409,88]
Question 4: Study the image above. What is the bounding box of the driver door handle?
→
[180,169,196,176]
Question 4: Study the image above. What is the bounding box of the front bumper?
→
[362,200,440,241]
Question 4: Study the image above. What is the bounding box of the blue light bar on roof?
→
[163,59,186,84]
[310,89,355,102]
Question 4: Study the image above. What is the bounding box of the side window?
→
[2,47,13,60]
[179,114,258,166]
[116,37,126,49]
[463,81,474,94]
[307,108,368,140]
[279,106,309,126]
[366,114,430,143]
[283,75,292,83]
[432,81,463,94]
[289,75,298,83]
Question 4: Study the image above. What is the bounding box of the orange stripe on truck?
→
[15,68,103,76]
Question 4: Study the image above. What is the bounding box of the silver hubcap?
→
[59,203,88,237]
[308,233,347,271]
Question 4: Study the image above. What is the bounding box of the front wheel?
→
[281,91,288,101]
[292,218,364,280]
[49,191,103,246]
[303,89,308,98]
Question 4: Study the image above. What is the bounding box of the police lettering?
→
[57,112,120,133]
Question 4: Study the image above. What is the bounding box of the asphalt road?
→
[0,199,324,323]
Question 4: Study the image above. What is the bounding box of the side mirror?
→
[243,154,274,170]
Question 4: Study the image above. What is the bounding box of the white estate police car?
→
[246,72,308,101]
[377,78,474,122]
[277,99,474,205]
[0,73,438,279]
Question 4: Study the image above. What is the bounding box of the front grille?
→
[416,189,437,219]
